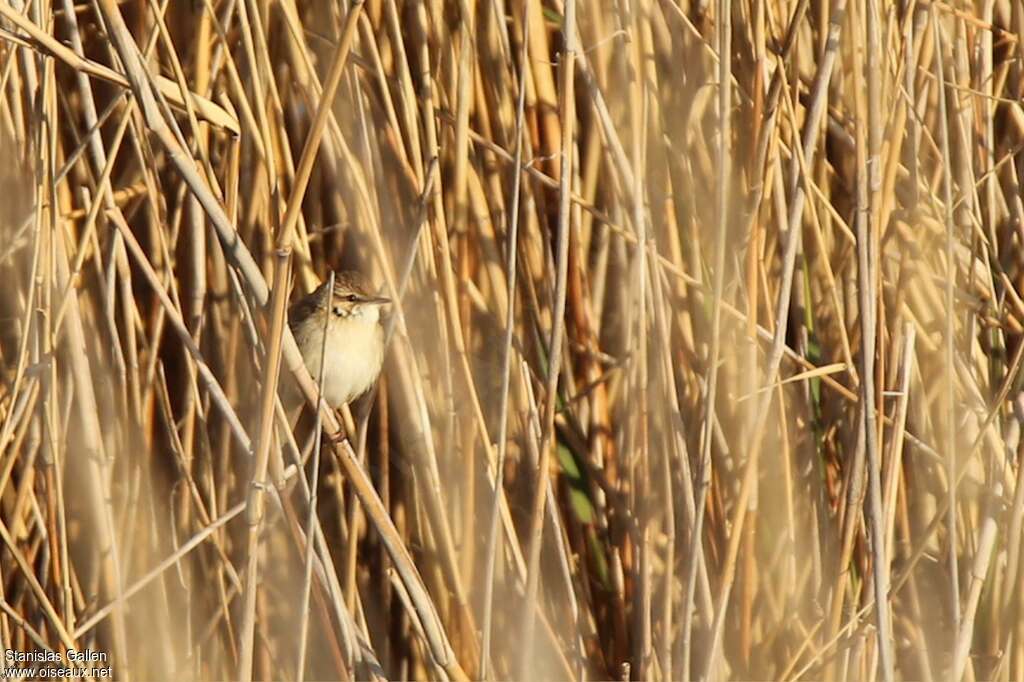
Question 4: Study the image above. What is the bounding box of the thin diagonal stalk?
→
[480,2,530,678]
[519,0,577,670]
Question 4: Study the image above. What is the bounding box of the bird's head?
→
[325,271,390,324]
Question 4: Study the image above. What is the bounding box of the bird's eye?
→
[346,294,358,302]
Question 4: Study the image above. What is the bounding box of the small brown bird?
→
[287,271,390,408]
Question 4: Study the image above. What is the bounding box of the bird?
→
[287,270,390,409]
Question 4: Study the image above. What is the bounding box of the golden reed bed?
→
[1,1,1023,680]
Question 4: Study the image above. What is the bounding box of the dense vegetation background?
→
[1,0,1023,679]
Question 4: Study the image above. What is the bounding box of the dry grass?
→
[1,0,1024,679]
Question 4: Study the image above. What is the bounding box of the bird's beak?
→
[364,296,391,306]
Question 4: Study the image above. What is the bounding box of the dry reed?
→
[1,0,1023,680]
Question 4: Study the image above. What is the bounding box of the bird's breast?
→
[294,319,384,408]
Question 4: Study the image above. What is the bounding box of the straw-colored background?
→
[1,0,1023,679]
